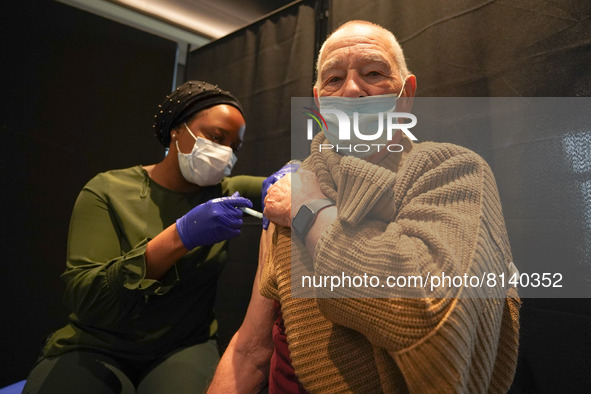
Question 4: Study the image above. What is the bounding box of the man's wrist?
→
[305,204,337,255]
[292,198,335,240]
[290,195,329,223]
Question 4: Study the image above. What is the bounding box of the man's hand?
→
[262,173,292,227]
[263,169,327,227]
[261,161,301,229]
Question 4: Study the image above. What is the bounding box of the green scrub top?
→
[42,165,263,361]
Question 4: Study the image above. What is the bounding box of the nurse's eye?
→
[207,133,224,144]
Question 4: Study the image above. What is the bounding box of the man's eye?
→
[366,71,382,77]
[326,76,342,84]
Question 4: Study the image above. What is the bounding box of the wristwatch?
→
[292,198,335,241]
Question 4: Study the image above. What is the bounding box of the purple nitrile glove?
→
[176,192,253,250]
[262,160,301,229]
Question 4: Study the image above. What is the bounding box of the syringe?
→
[239,206,263,219]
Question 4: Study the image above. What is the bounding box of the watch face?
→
[292,205,315,237]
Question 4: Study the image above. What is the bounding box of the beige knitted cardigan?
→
[260,133,520,393]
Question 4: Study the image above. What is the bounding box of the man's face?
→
[314,24,408,98]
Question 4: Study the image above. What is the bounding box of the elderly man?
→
[208,20,520,393]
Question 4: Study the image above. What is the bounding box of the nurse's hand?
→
[176,192,253,250]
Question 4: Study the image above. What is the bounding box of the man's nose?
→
[340,73,366,97]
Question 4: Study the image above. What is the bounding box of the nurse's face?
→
[175,104,245,154]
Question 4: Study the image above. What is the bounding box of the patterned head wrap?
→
[153,80,244,147]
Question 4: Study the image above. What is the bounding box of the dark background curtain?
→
[187,1,318,176]
[328,2,591,392]
[1,1,176,385]
[186,0,317,351]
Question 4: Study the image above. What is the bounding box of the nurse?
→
[24,81,266,393]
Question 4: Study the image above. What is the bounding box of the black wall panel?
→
[1,1,176,385]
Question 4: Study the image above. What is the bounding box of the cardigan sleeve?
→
[313,143,496,352]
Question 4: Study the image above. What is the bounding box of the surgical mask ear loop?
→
[175,123,199,154]
[397,75,407,99]
[392,75,409,146]
[183,123,199,140]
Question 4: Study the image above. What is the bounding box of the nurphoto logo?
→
[304,105,418,155]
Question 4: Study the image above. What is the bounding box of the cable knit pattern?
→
[260,133,520,393]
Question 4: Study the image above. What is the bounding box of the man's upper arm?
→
[234,223,277,356]
[207,226,277,393]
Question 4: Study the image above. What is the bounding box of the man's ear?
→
[313,86,320,108]
[404,74,417,98]
[398,74,417,113]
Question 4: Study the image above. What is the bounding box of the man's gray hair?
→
[314,20,411,89]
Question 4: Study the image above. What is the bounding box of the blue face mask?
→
[318,79,406,158]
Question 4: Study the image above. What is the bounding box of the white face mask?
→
[318,78,406,158]
[176,123,237,186]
